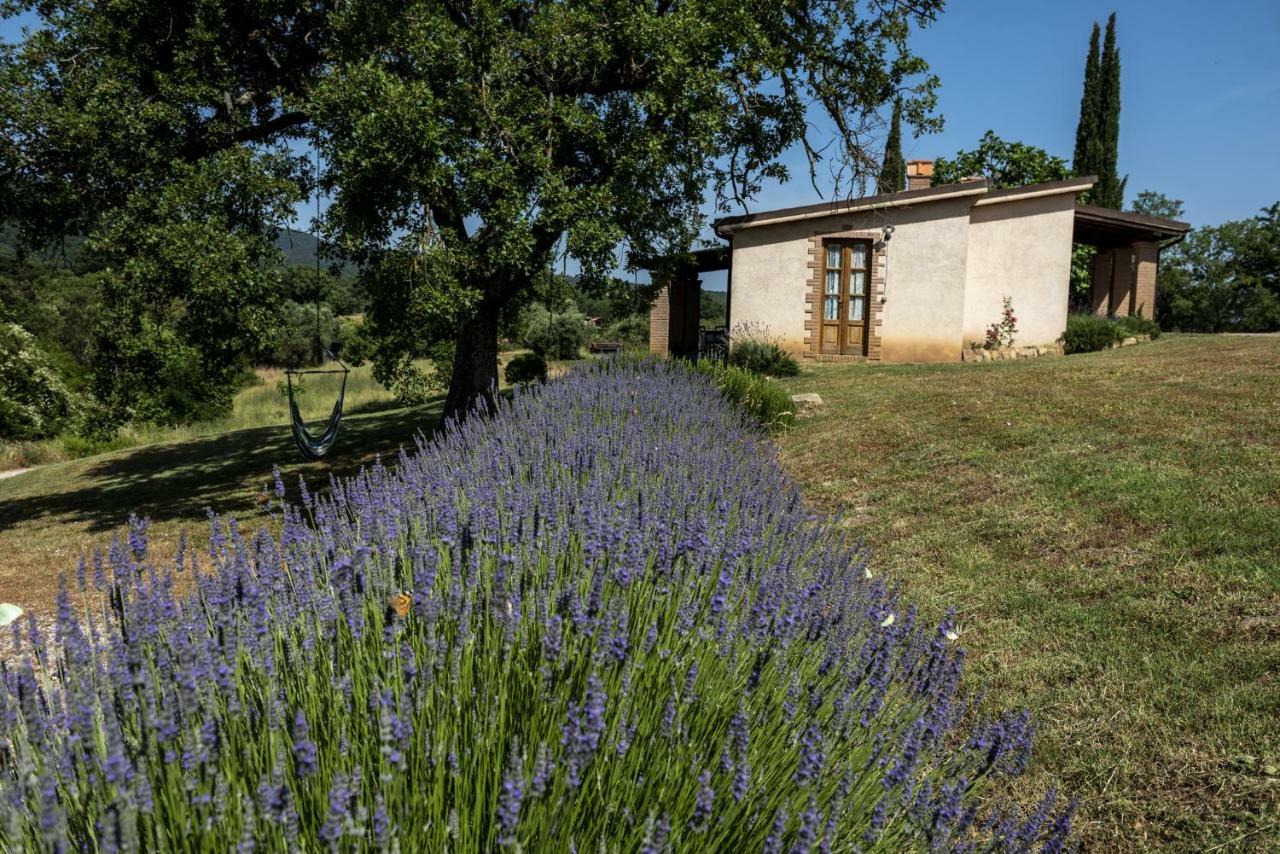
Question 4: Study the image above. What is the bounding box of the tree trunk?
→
[444,291,503,421]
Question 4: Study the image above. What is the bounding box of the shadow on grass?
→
[0,402,443,535]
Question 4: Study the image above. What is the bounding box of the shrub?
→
[505,351,548,385]
[603,313,650,348]
[693,359,795,430]
[1115,312,1161,340]
[0,360,1073,850]
[337,316,373,366]
[0,322,83,440]
[1062,313,1122,354]
[728,322,800,377]
[519,302,591,359]
[1063,312,1161,354]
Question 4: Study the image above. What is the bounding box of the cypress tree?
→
[1094,13,1127,208]
[1072,23,1101,178]
[878,100,906,194]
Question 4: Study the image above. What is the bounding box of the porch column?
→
[647,272,701,357]
[667,270,701,357]
[1132,241,1160,319]
[648,285,671,354]
[1090,250,1112,316]
[1109,246,1136,317]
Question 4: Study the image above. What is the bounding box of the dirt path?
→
[0,467,33,482]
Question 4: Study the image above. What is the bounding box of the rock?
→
[790,392,824,417]
[1122,336,1138,346]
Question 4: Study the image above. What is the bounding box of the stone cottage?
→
[648,160,1189,362]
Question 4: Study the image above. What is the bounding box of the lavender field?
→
[1,360,1073,850]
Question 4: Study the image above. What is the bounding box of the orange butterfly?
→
[387,592,412,619]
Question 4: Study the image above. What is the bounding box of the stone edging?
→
[962,343,1064,362]
[962,334,1153,363]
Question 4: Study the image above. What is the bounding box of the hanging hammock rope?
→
[284,131,348,460]
[286,355,348,460]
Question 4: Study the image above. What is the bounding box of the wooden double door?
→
[820,240,871,356]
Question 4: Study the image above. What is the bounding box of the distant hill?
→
[274,229,358,275]
[2,224,355,275]
[0,226,90,271]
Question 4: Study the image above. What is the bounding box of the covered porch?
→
[1073,204,1190,318]
[643,246,730,359]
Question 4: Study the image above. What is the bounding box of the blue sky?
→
[4,1,1278,255]
[748,0,1280,229]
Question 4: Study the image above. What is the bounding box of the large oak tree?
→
[2,0,943,422]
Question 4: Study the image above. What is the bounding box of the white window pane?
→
[825,270,839,294]
[850,272,865,296]
[851,246,867,268]
[849,298,864,321]
[824,296,839,320]
[826,245,841,268]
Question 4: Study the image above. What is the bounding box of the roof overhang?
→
[714,180,990,234]
[713,176,1099,235]
[635,245,729,274]
[972,176,1096,207]
[1073,204,1191,248]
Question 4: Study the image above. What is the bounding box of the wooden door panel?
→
[821,239,871,357]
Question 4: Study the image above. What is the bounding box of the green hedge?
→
[1063,313,1161,354]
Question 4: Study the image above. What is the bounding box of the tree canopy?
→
[312,0,943,416]
[1156,201,1280,333]
[2,0,944,422]
[931,131,1070,189]
[0,0,326,424]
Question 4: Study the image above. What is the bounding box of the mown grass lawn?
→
[777,334,1280,851]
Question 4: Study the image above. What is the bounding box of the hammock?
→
[283,130,350,461]
[285,356,348,460]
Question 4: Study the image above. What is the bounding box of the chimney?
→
[906,159,933,191]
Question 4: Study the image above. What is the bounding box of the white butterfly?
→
[0,603,23,627]
[880,613,895,628]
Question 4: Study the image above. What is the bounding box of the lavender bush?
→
[0,359,1073,851]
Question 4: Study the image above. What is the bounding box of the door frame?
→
[805,228,886,362]
[819,238,872,356]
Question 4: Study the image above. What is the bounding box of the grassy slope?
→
[0,362,417,471]
[0,365,442,617]
[778,334,1279,850]
[1,336,1275,848]
[0,351,537,613]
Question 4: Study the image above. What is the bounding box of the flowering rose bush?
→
[983,298,1018,350]
[0,359,1072,850]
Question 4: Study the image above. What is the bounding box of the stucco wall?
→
[727,222,813,353]
[728,197,974,362]
[962,194,1076,348]
[874,198,973,362]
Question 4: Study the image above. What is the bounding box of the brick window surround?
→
[804,228,887,361]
